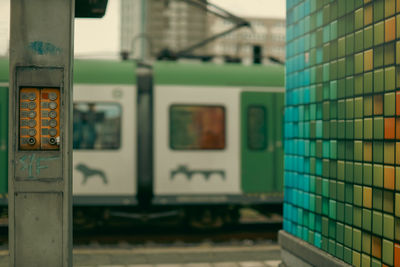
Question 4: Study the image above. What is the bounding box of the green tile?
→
[345,161,354,182]
[395,218,400,241]
[354,141,363,161]
[338,37,346,58]
[353,228,361,251]
[336,222,344,243]
[346,98,354,118]
[345,142,354,162]
[354,75,363,95]
[361,254,370,267]
[397,41,400,65]
[371,258,381,267]
[329,180,337,199]
[364,96,372,116]
[374,68,384,93]
[385,66,395,91]
[354,8,363,30]
[364,72,373,94]
[374,0,384,22]
[383,191,394,213]
[373,117,384,139]
[338,100,345,119]
[373,188,383,210]
[354,53,363,74]
[336,243,344,260]
[346,76,354,97]
[345,203,353,225]
[383,214,394,239]
[346,56,354,76]
[373,164,384,187]
[354,97,363,118]
[322,216,329,237]
[346,13,354,34]
[329,200,336,220]
[363,118,372,139]
[374,45,384,68]
[362,208,371,231]
[331,20,338,40]
[354,207,362,228]
[396,193,400,217]
[384,92,395,116]
[354,185,362,207]
[384,42,395,66]
[338,58,346,78]
[330,61,338,80]
[355,30,363,52]
[354,119,363,139]
[373,141,383,163]
[364,26,373,49]
[354,163,363,184]
[346,33,354,56]
[343,247,352,265]
[374,21,384,45]
[382,239,393,266]
[328,239,336,255]
[337,201,344,222]
[363,163,372,185]
[362,232,371,254]
[372,211,383,235]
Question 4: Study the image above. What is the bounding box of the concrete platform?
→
[0,244,281,267]
[279,230,351,267]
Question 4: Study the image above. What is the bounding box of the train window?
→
[170,105,225,150]
[73,103,121,150]
[247,106,267,150]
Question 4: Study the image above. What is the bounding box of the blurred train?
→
[0,58,285,228]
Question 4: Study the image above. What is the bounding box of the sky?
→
[0,0,286,57]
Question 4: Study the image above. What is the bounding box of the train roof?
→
[0,58,285,87]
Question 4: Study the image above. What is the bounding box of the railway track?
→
[0,209,282,247]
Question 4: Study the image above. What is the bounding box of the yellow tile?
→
[385,17,396,42]
[386,0,395,17]
[374,95,383,115]
[364,4,373,26]
[364,49,373,71]
[364,142,373,162]
[363,186,372,208]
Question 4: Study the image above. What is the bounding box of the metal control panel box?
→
[19,88,60,150]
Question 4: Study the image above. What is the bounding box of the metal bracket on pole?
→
[9,1,74,266]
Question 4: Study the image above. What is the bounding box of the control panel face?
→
[19,88,60,150]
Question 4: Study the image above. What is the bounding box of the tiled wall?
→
[284,0,400,266]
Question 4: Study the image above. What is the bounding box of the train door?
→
[0,87,7,194]
[241,91,284,193]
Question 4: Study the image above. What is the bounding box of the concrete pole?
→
[9,0,74,266]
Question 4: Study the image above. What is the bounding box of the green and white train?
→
[0,58,284,227]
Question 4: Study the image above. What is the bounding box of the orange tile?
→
[364,142,373,162]
[397,92,400,116]
[386,17,396,42]
[364,49,374,71]
[396,142,400,165]
[363,186,372,208]
[384,166,395,190]
[372,236,382,259]
[374,95,383,115]
[365,4,373,26]
[397,119,400,140]
[385,118,396,139]
[395,243,400,267]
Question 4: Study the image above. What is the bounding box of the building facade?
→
[120,0,209,59]
[208,17,286,65]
